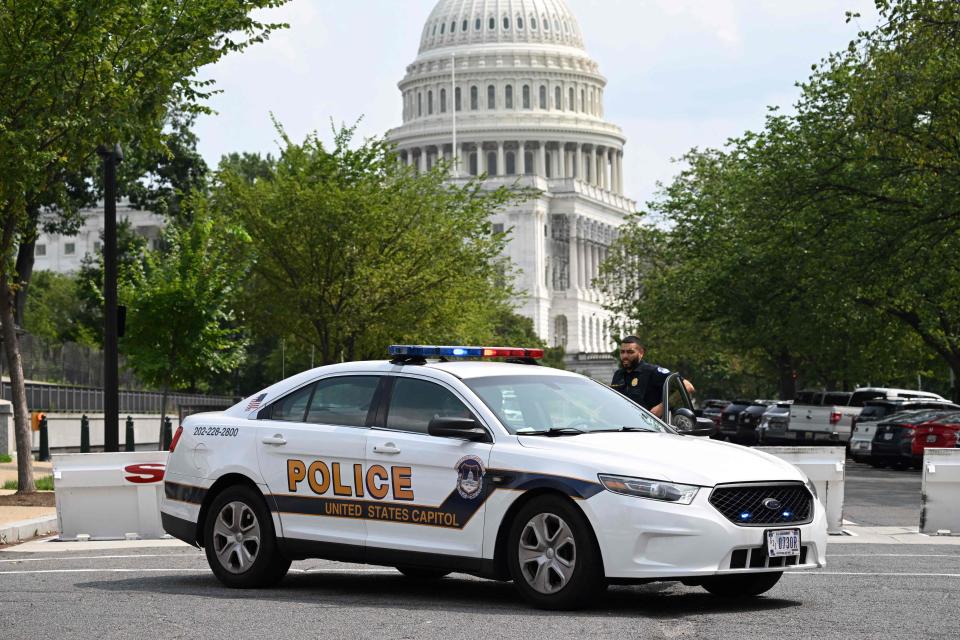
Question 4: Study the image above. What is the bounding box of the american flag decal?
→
[245,393,267,412]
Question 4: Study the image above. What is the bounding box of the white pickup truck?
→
[786,387,947,445]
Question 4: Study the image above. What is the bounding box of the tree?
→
[0,0,288,493]
[214,124,536,365]
[122,197,250,433]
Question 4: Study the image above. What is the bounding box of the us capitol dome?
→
[388,0,635,375]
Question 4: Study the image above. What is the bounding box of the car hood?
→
[517,432,805,486]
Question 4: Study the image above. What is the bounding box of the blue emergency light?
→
[388,345,545,359]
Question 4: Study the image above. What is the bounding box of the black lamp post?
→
[97,143,123,452]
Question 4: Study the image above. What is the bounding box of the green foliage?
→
[601,0,959,400]
[4,475,54,491]
[214,123,537,367]
[122,199,250,393]
[0,453,11,463]
[22,270,96,345]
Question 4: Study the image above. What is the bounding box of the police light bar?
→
[388,345,544,359]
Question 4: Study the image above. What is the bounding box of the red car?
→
[911,412,960,457]
[871,409,960,469]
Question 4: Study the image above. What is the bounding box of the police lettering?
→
[287,459,414,501]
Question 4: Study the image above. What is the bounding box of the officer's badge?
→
[631,378,638,387]
[455,455,485,499]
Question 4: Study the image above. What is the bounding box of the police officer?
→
[611,336,695,418]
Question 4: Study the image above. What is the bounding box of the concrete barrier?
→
[920,448,960,536]
[756,446,846,535]
[53,451,168,540]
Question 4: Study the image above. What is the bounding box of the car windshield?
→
[464,375,672,435]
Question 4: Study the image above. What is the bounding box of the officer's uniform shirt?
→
[611,361,672,410]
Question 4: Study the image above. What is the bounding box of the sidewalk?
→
[0,458,58,546]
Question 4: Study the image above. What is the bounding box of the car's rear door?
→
[364,374,493,562]
[255,375,381,548]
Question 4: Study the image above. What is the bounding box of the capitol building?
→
[388,0,634,375]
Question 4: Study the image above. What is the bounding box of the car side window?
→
[264,383,316,422]
[305,376,381,427]
[385,378,474,435]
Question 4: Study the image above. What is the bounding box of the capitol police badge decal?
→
[455,455,485,500]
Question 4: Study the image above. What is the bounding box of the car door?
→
[255,375,381,548]
[364,374,493,560]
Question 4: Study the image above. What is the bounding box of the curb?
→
[0,514,59,547]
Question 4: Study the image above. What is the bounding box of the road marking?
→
[788,572,960,577]
[0,554,203,564]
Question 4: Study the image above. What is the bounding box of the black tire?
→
[506,495,605,610]
[395,566,450,580]
[700,571,783,597]
[203,484,290,588]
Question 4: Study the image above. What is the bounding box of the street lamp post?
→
[97,143,123,452]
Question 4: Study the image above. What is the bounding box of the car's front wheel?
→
[507,495,605,610]
[203,484,290,588]
[700,571,783,597]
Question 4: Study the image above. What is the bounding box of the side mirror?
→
[428,416,491,442]
[671,407,697,432]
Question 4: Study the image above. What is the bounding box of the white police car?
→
[161,345,827,609]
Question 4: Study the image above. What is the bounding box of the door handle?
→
[262,434,287,445]
[373,443,401,455]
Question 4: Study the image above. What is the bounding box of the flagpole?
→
[451,52,458,177]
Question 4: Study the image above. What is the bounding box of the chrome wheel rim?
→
[517,512,577,594]
[212,501,262,574]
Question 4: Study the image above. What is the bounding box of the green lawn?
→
[0,453,12,463]
[2,475,55,491]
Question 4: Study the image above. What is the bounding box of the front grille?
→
[709,482,813,526]
[730,545,809,569]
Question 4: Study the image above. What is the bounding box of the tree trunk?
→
[0,216,35,494]
[776,350,797,400]
[13,205,39,328]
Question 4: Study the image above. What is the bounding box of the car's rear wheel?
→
[507,495,605,610]
[395,566,450,580]
[700,571,783,597]
[203,484,290,588]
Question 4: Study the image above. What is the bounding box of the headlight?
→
[598,474,700,505]
[805,477,819,500]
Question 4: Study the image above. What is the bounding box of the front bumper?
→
[582,485,828,579]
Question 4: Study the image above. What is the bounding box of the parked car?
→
[870,409,960,469]
[718,400,754,441]
[735,401,777,446]
[912,412,960,458]
[700,399,730,432]
[848,387,946,407]
[758,402,792,445]
[849,399,960,462]
[785,390,856,444]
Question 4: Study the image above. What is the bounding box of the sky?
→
[193,0,881,208]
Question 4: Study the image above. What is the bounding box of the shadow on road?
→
[77,571,802,617]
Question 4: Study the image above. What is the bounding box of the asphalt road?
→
[1,463,954,640]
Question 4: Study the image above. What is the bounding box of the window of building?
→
[568,87,574,111]
[505,85,513,109]
[385,378,474,435]
[440,88,446,113]
[94,241,102,252]
[554,315,568,348]
[522,85,531,109]
[492,223,505,235]
[543,14,550,30]
[489,16,495,30]
[539,85,547,109]
[469,152,478,175]
[450,21,455,33]
[517,15,524,30]
[554,18,560,31]
[64,242,75,255]
[440,22,445,34]
[487,151,497,175]
[545,152,552,177]
[580,89,585,112]
[35,244,46,257]
[455,87,462,111]
[470,85,478,110]
[432,24,437,36]
[531,15,538,30]
[417,92,422,116]
[555,86,562,109]
[428,90,434,115]
[475,17,481,31]
[506,151,516,175]
[525,151,534,175]
[563,19,568,33]
[305,376,381,427]
[487,84,496,109]
[463,19,468,32]
[503,16,510,30]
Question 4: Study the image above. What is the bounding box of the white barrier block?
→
[920,448,960,536]
[756,446,845,535]
[52,451,168,540]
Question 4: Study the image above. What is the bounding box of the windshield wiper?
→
[519,427,586,437]
[617,426,656,432]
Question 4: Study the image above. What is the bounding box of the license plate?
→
[727,415,736,422]
[884,432,894,440]
[927,435,938,443]
[766,528,801,558]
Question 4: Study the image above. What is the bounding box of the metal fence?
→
[0,381,238,414]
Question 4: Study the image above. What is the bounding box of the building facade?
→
[387,0,633,375]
